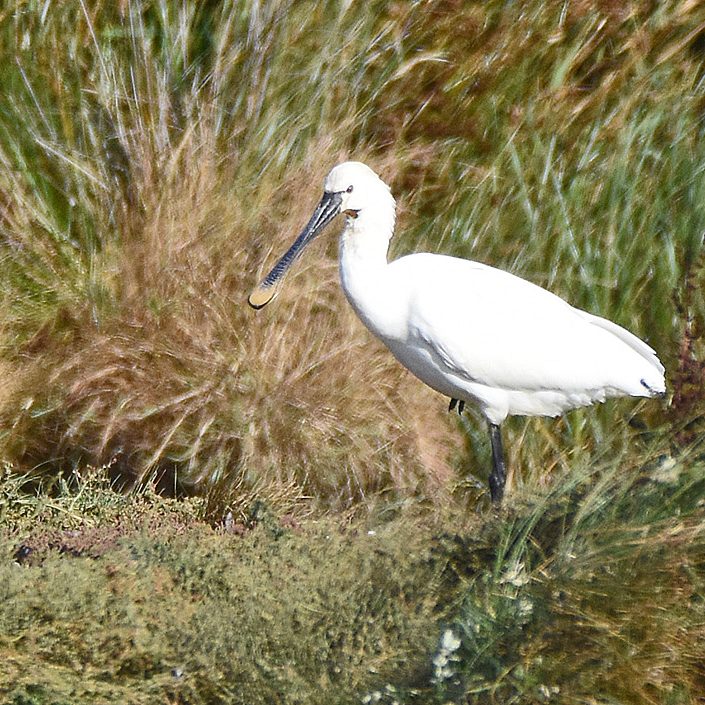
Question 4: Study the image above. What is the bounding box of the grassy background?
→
[1,0,701,504]
[1,0,705,703]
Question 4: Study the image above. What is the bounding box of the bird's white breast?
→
[339,247,664,425]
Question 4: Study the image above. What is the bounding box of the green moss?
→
[0,474,455,704]
[2,455,705,703]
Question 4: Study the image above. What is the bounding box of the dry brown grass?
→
[1,0,703,514]
[0,122,457,512]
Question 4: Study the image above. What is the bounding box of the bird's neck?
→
[340,210,393,263]
[338,201,402,339]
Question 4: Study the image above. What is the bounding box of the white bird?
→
[249,161,666,503]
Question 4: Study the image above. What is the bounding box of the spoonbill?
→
[249,162,665,503]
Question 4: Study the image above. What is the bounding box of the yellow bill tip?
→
[248,284,277,309]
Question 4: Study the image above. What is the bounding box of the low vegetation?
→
[3,447,705,704]
[1,0,705,703]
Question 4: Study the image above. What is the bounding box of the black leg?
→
[487,422,506,504]
[448,398,465,415]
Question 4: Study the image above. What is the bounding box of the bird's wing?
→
[394,254,654,394]
[576,310,665,376]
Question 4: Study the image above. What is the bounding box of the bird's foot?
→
[488,470,505,504]
[448,398,465,415]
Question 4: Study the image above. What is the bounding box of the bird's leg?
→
[448,398,465,415]
[487,422,506,504]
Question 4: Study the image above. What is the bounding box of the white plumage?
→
[250,161,665,502]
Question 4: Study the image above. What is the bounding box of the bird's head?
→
[323,161,389,218]
[248,161,393,309]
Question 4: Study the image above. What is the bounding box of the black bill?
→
[248,190,343,309]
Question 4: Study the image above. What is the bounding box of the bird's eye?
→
[346,185,354,193]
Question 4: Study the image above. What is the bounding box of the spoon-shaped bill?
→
[248,191,343,309]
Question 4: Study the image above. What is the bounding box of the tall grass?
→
[0,1,459,510]
[0,0,703,510]
[375,448,705,705]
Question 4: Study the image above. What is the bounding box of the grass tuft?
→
[2,449,705,704]
[1,0,704,509]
